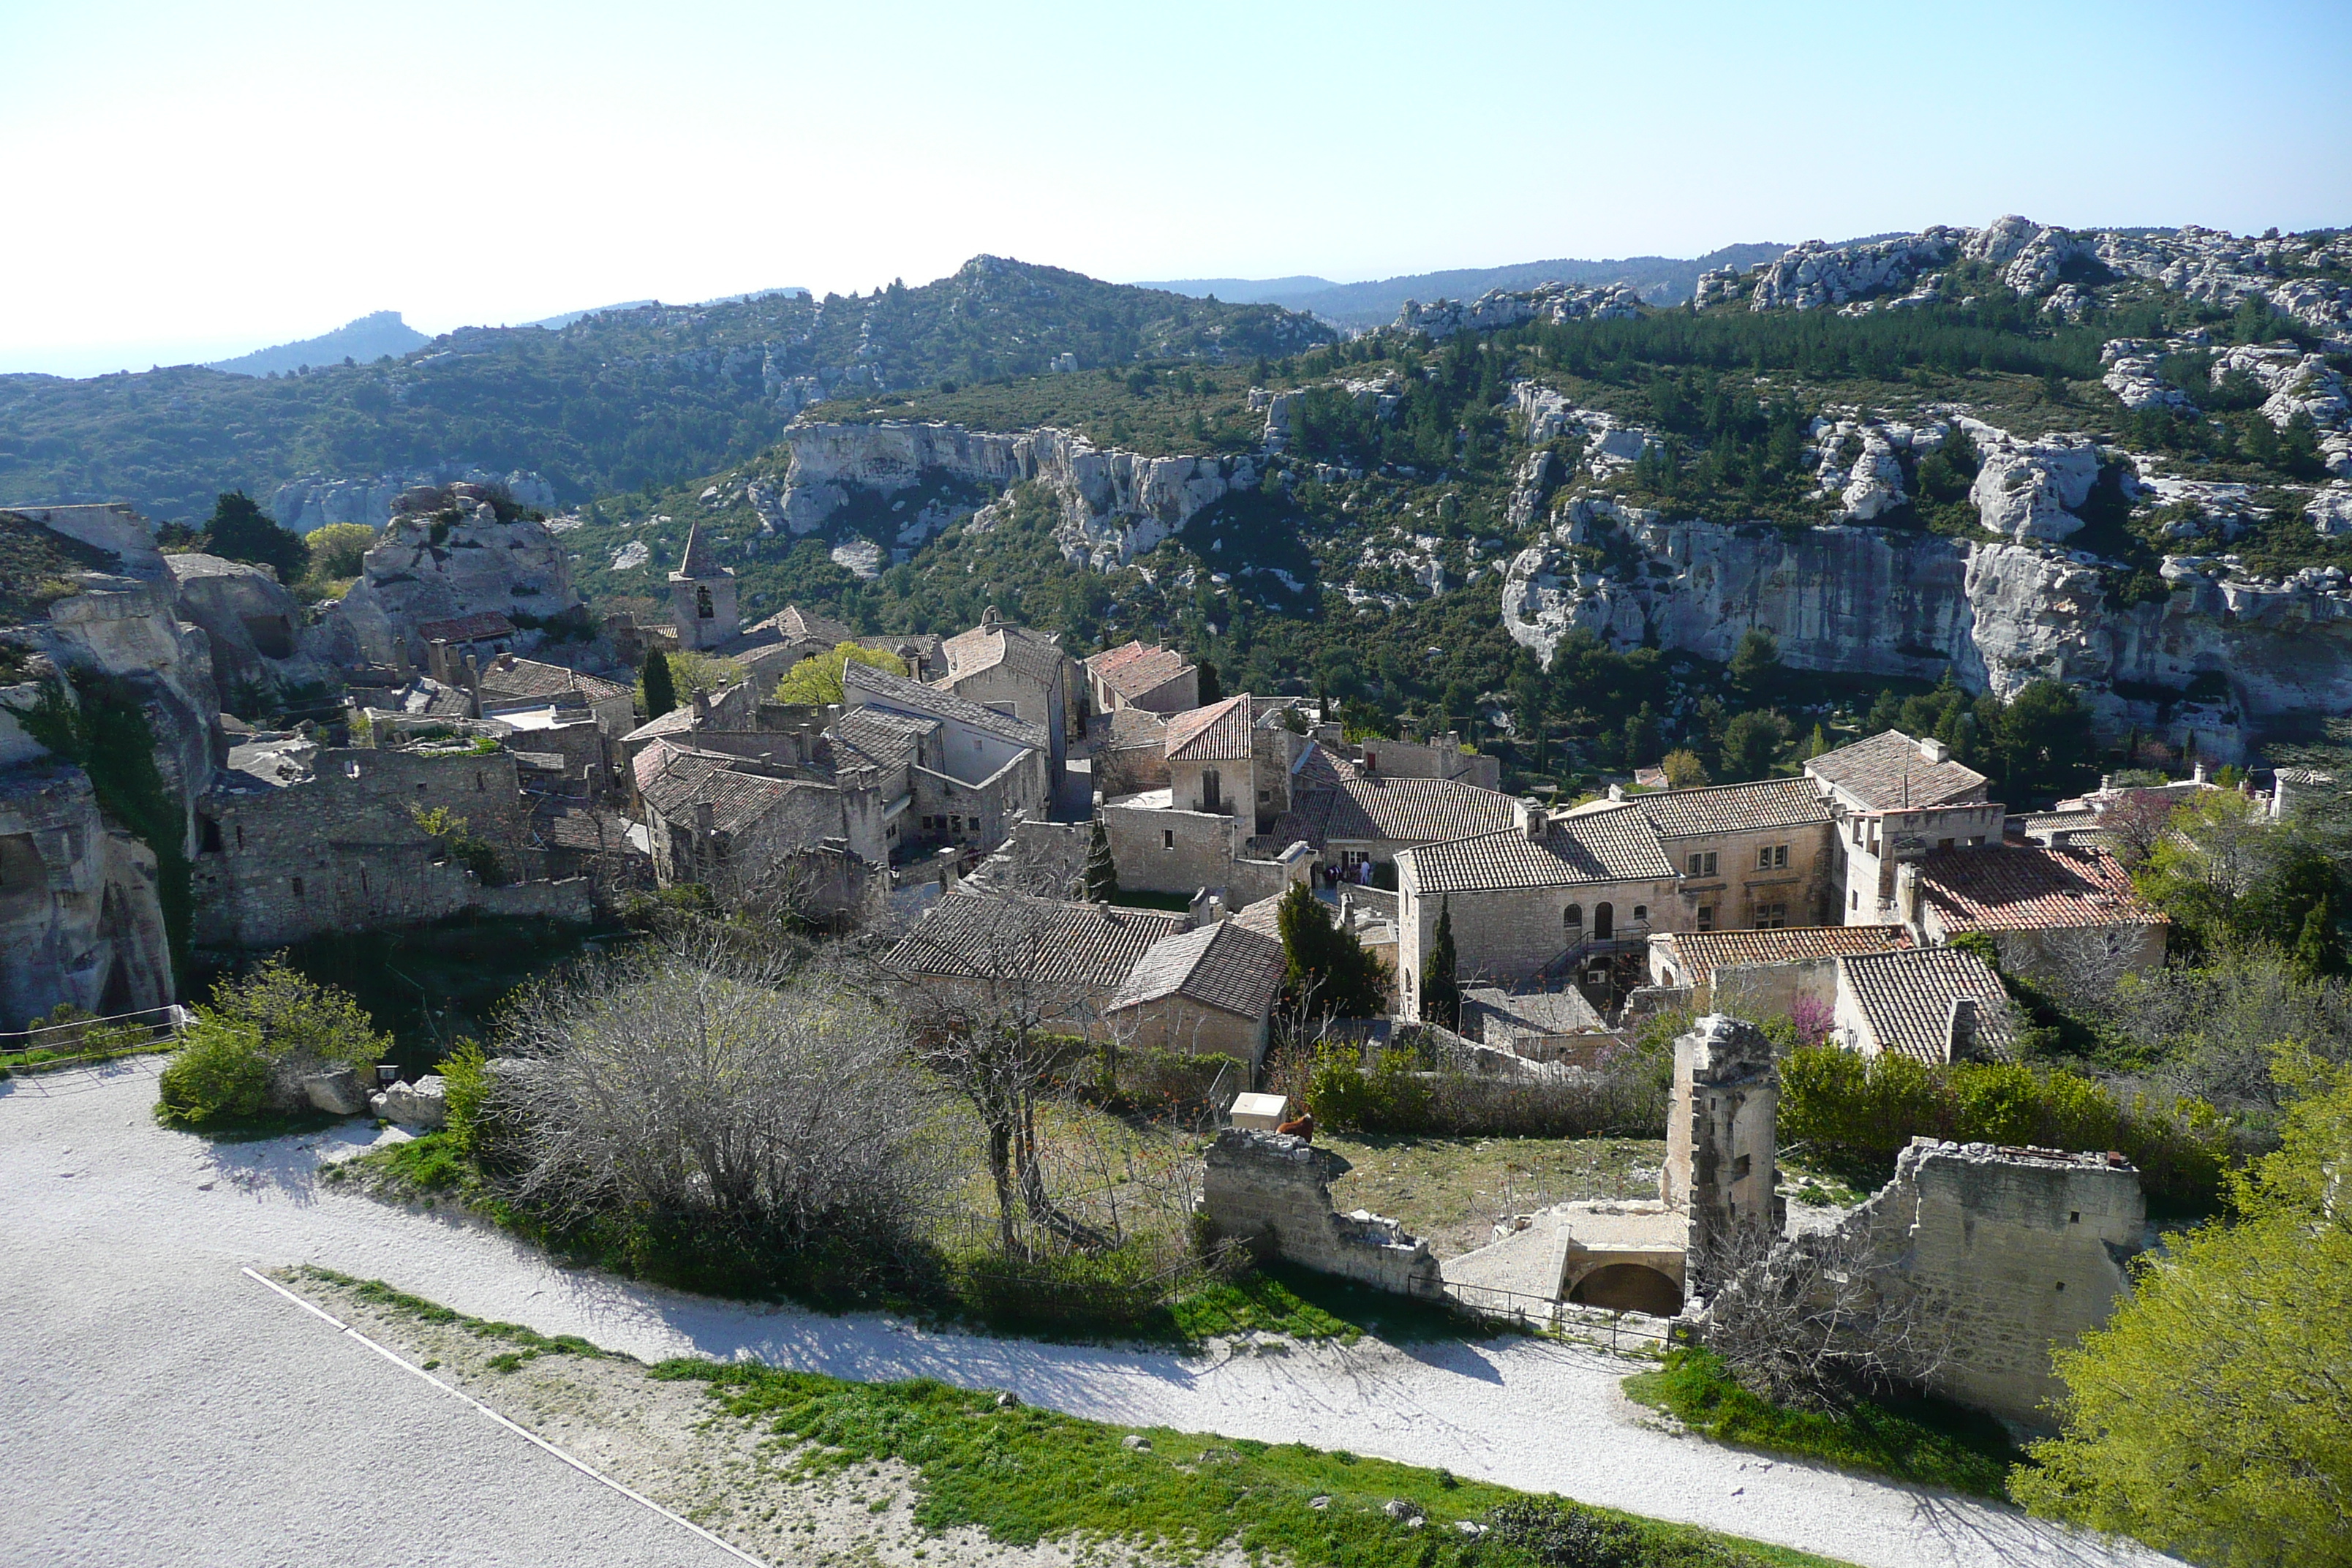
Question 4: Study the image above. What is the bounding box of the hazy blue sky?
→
[4,0,2347,376]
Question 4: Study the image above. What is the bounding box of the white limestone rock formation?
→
[324,486,583,665]
[0,766,176,1024]
[1394,282,1643,339]
[2211,344,2352,431]
[163,554,336,712]
[1499,500,2352,761]
[1741,230,1968,312]
[1805,417,1948,521]
[2100,337,2201,413]
[271,466,555,533]
[1961,420,2104,541]
[773,420,1259,570]
[2310,483,2352,538]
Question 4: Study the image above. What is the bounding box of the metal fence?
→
[0,1004,194,1065]
[1442,1279,1676,1352]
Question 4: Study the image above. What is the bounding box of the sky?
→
[3,0,2347,377]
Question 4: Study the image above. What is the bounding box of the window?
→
[1563,903,1583,930]
[1697,905,1715,931]
[696,584,715,619]
[1594,902,1614,939]
[235,824,244,850]
[1938,837,1954,851]
[290,877,305,897]
[1758,902,1788,929]
[1201,769,1221,812]
[1850,889,1859,911]
[1163,829,1175,850]
[1632,905,1648,922]
[200,818,223,853]
[1757,843,1787,870]
[1686,851,1717,878]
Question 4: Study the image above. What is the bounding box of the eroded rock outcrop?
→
[1394,282,1643,339]
[323,486,582,665]
[1961,420,2104,542]
[271,465,556,532]
[164,554,336,712]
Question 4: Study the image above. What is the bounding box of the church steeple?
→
[668,522,739,651]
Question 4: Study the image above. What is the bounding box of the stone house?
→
[1353,731,1501,792]
[1804,729,2002,924]
[1271,744,1518,881]
[1101,919,1287,1068]
[886,891,1188,1036]
[476,653,635,742]
[618,682,763,766]
[1903,843,2168,980]
[417,611,519,673]
[191,734,587,951]
[1084,640,1198,716]
[840,661,1053,861]
[1646,923,1912,1017]
[631,738,885,922]
[935,608,1076,776]
[1088,706,1172,797]
[1629,777,1836,932]
[1395,799,1681,1019]
[1831,945,2017,1063]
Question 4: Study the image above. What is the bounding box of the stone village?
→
[0,482,2235,1445]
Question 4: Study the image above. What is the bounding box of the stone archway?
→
[1568,1262,1683,1316]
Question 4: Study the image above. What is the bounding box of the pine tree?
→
[1423,899,1461,1030]
[1082,818,1119,902]
[641,649,678,719]
[203,490,308,583]
[1276,883,1386,1020]
[2294,896,2344,979]
[1196,657,1222,706]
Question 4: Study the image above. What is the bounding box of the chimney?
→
[463,652,481,719]
[691,688,712,726]
[1517,796,1545,840]
[1607,783,1625,802]
[2192,761,2208,785]
[393,634,409,671]
[1946,995,1981,1063]
[1894,862,1923,934]
[1918,736,1950,764]
[2099,773,2113,794]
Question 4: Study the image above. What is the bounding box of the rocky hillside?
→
[562,216,2352,768]
[0,258,1330,527]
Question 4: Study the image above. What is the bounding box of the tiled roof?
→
[1086,641,1193,701]
[1107,921,1285,1020]
[843,660,1047,749]
[415,611,516,644]
[622,701,709,742]
[1101,706,1169,751]
[1661,924,1910,988]
[1406,804,1677,894]
[1838,946,2016,1065]
[1915,843,2165,933]
[634,741,810,834]
[1806,729,1988,810]
[1230,893,1296,940]
[1164,696,1254,762]
[1635,776,1831,837]
[1275,774,1519,848]
[829,705,933,772]
[887,893,1186,992]
[1292,743,1363,788]
[722,603,856,657]
[941,619,1066,685]
[535,804,644,855]
[477,655,630,705]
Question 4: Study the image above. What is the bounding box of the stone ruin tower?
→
[668,523,738,652]
[1662,1014,1783,1296]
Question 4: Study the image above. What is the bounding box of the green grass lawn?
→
[1624,1348,2022,1499]
[1321,1132,1668,1256]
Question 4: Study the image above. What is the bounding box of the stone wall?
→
[1201,1129,1444,1298]
[1655,821,1836,932]
[1662,1015,1782,1295]
[1396,869,1678,1019]
[1104,801,1244,896]
[1830,1139,2146,1430]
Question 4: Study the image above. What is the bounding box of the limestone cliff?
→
[771,421,1262,570]
[1500,499,2352,759]
[323,486,583,665]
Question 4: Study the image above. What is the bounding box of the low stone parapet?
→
[1201,1128,1443,1299]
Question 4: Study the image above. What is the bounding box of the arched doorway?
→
[1593,901,1614,940]
[1568,1263,1682,1316]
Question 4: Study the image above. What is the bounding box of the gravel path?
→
[0,1060,2165,1568]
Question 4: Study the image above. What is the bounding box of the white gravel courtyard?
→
[0,1058,2168,1568]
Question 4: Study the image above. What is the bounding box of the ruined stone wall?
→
[1866,1139,2144,1429]
[193,748,533,951]
[1201,1129,1444,1298]
[1104,801,1240,895]
[1662,1015,1782,1294]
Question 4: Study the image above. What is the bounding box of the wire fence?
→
[0,1005,193,1064]
[1441,1278,1676,1352]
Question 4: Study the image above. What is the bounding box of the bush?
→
[157,1017,274,1125]
[155,960,391,1126]
[1778,1045,2230,1209]
[1481,1497,1646,1567]
[1293,1030,1667,1139]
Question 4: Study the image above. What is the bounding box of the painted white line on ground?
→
[241,1267,767,1568]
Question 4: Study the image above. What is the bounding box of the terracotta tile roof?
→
[887,893,1186,992]
[634,740,810,834]
[1915,843,2165,934]
[1661,924,1910,988]
[477,655,630,706]
[1275,774,1519,848]
[1086,641,1193,701]
[415,611,516,644]
[1230,893,1295,940]
[1292,742,1363,788]
[1164,695,1254,762]
[622,702,707,743]
[1107,921,1285,1020]
[843,660,1047,749]
[1806,729,1988,811]
[1406,804,1676,894]
[723,603,856,657]
[1635,776,1831,837]
[535,803,645,855]
[1101,706,1169,751]
[1838,946,2016,1065]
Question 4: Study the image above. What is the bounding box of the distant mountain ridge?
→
[206,311,430,376]
[1138,245,1791,327]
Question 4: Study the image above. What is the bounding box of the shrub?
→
[1778,1044,2229,1208]
[1481,1497,1646,1568]
[157,1017,274,1124]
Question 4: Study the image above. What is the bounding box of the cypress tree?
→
[1423,898,1461,1031]
[641,649,678,719]
[1082,818,1119,901]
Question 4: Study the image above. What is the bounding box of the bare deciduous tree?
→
[492,935,949,1278]
[1702,1219,1952,1412]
